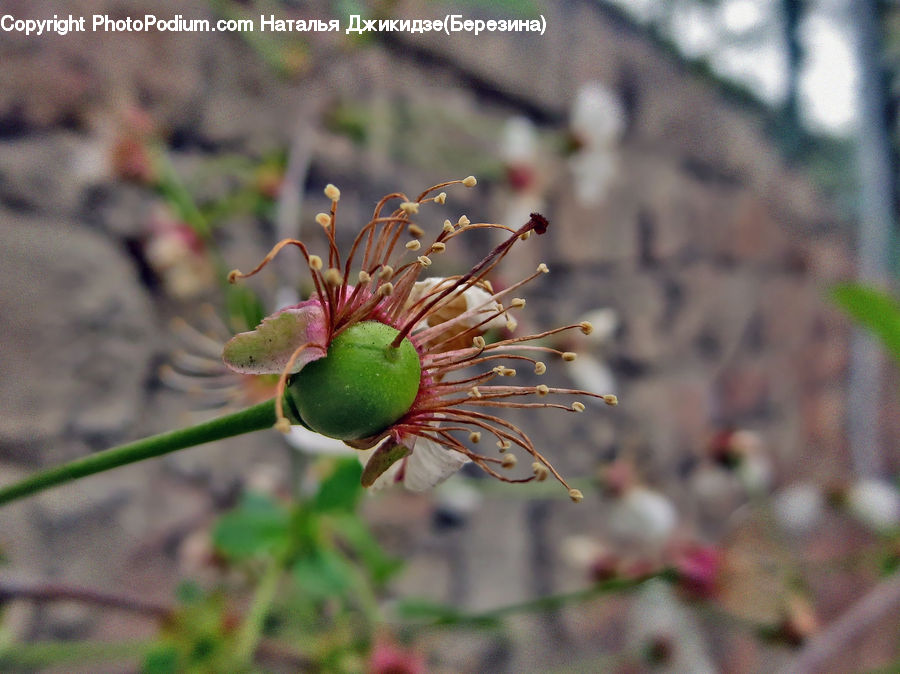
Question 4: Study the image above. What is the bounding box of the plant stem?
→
[0,399,277,507]
[234,554,283,664]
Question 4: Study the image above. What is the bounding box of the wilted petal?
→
[223,300,327,375]
[402,438,470,492]
[360,440,412,488]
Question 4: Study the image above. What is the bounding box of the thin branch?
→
[784,572,900,674]
[0,577,172,619]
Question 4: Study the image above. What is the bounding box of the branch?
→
[785,572,900,674]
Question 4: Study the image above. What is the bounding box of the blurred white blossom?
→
[569,81,626,205]
[846,479,900,533]
[773,483,824,536]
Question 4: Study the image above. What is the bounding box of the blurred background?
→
[1,0,899,671]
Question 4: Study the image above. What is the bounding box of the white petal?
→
[284,426,353,456]
[402,438,470,492]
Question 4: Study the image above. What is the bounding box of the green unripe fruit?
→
[285,321,421,441]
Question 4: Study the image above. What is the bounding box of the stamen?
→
[604,395,619,406]
[473,336,486,349]
[377,282,394,296]
[417,256,432,266]
[562,352,577,362]
[324,268,343,286]
[536,384,550,396]
[457,215,470,227]
[501,454,517,469]
[533,462,549,481]
[462,175,477,187]
[538,263,549,273]
[379,265,394,280]
[309,255,323,270]
[358,270,371,284]
[510,298,526,309]
[408,224,424,237]
[568,488,584,503]
[497,439,512,451]
[324,184,341,201]
[443,220,454,233]
[435,192,447,204]
[406,240,421,251]
[469,431,481,443]
[572,402,585,412]
[315,212,331,227]
[400,201,419,215]
[429,242,446,253]
[534,362,547,375]
[580,321,593,335]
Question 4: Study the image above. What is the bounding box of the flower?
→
[222,178,617,499]
[845,478,900,533]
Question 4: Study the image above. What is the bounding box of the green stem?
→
[0,399,277,507]
[234,554,283,663]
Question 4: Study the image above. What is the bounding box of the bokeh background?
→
[1,0,899,672]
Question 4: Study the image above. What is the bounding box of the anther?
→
[308,255,323,270]
[417,255,432,266]
[502,454,517,469]
[406,240,421,251]
[537,263,549,273]
[510,298,526,309]
[274,418,292,434]
[536,384,550,396]
[443,220,455,233]
[534,362,547,375]
[497,439,511,451]
[324,184,341,201]
[379,265,394,280]
[324,268,343,285]
[430,242,446,253]
[408,224,424,237]
[358,270,371,284]
[562,352,577,362]
[400,201,419,215]
[462,175,477,187]
[568,488,584,503]
[520,231,531,241]
[572,402,585,412]
[315,212,331,227]
[457,215,470,227]
[580,321,594,335]
[435,192,447,204]
[377,282,394,296]
[468,386,482,398]
[473,336,486,349]
[533,462,549,481]
[469,431,481,443]
[603,394,619,406]
[227,269,241,283]
[502,367,516,377]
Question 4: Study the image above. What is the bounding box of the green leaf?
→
[293,547,354,600]
[213,492,290,560]
[831,283,900,365]
[142,646,179,674]
[312,458,364,513]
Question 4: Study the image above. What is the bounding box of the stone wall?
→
[0,0,863,670]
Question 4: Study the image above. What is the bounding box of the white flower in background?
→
[500,115,539,168]
[846,479,900,533]
[569,81,626,206]
[499,116,547,241]
[579,307,619,345]
[609,485,678,548]
[565,352,616,403]
[627,580,716,673]
[773,483,825,536]
[285,425,353,456]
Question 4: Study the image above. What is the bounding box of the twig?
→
[783,571,900,674]
[0,577,172,619]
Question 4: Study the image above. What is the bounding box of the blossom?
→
[568,82,626,206]
[222,178,617,499]
[846,478,900,533]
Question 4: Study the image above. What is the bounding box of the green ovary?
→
[285,321,421,441]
